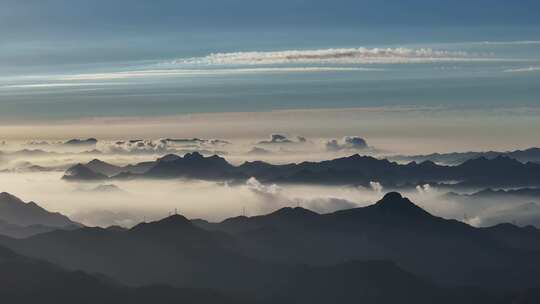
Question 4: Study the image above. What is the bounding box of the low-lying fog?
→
[1,137,540,228]
[0,135,385,172]
[1,171,539,228]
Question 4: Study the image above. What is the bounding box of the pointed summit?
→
[380,192,404,201]
[373,192,431,218]
[62,163,108,181]
[88,158,107,165]
[0,192,23,203]
[0,192,78,228]
[157,154,181,162]
[86,159,123,176]
[269,207,319,218]
[184,151,204,160]
[130,214,197,235]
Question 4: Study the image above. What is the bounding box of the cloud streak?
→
[171,47,500,65]
[58,67,376,81]
[504,66,540,73]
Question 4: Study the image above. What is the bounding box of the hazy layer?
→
[1,106,538,155]
[0,169,537,229]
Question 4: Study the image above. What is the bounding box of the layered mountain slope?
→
[63,153,540,188]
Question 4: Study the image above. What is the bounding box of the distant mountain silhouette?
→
[194,192,540,289]
[0,192,78,228]
[61,153,540,188]
[0,245,243,304]
[481,223,540,251]
[446,187,540,201]
[86,159,155,177]
[481,202,540,229]
[0,192,80,238]
[0,217,521,304]
[90,184,124,193]
[64,138,98,146]
[0,215,264,290]
[0,242,508,304]
[391,147,540,165]
[3,192,540,299]
[144,152,242,180]
[443,187,540,227]
[86,159,124,176]
[0,219,73,239]
[62,163,108,181]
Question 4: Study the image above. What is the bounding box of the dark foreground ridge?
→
[0,246,243,304]
[1,192,540,303]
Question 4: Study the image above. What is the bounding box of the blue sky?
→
[1,0,539,143]
[2,0,539,38]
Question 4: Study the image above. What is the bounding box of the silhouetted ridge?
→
[130,214,195,233]
[184,151,204,160]
[62,151,540,187]
[379,192,403,201]
[0,246,242,304]
[459,156,525,173]
[373,192,431,217]
[0,245,19,260]
[62,163,107,181]
[64,138,97,146]
[85,159,124,176]
[0,192,79,229]
[88,159,107,166]
[391,147,540,165]
[146,152,240,180]
[5,193,540,300]
[268,207,319,218]
[157,154,181,162]
[0,192,23,203]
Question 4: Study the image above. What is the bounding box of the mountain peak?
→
[380,192,403,201]
[184,152,204,160]
[157,154,181,162]
[88,159,105,164]
[0,192,23,203]
[373,192,431,218]
[464,155,520,167]
[269,207,319,218]
[130,214,196,234]
[63,163,107,181]
[160,214,192,225]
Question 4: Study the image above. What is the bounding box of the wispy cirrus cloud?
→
[504,66,540,73]
[478,40,540,46]
[0,67,378,87]
[58,67,378,81]
[170,47,502,65]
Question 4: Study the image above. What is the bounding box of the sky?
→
[1,0,539,154]
[1,1,540,228]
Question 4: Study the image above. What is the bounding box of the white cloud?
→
[416,184,432,194]
[245,177,359,213]
[171,47,500,65]
[326,136,369,151]
[58,67,376,81]
[504,66,540,73]
[478,40,540,46]
[369,182,383,194]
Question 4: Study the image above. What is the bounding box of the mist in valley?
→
[1,166,538,229]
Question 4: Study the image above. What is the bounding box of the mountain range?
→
[0,192,80,238]
[1,193,540,303]
[390,147,540,165]
[0,245,243,304]
[63,152,540,189]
